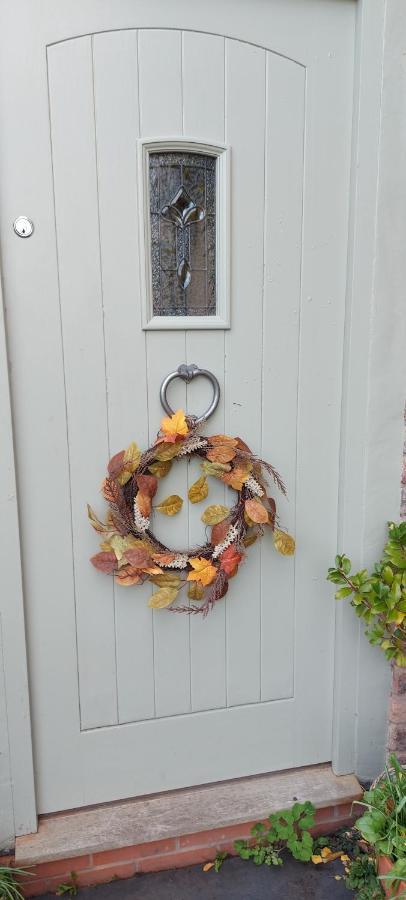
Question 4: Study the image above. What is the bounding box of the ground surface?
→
[43,856,354,899]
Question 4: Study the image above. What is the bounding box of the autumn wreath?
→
[88,409,295,616]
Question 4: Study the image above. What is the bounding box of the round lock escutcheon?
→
[13,216,34,238]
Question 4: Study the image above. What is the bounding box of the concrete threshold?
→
[16,763,362,867]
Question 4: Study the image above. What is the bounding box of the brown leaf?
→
[87,504,109,534]
[203,863,214,872]
[188,475,209,504]
[125,547,154,569]
[207,445,236,464]
[148,459,172,478]
[116,442,142,485]
[245,498,269,524]
[108,450,125,480]
[156,495,183,516]
[115,564,142,586]
[101,477,122,506]
[136,492,152,518]
[235,437,252,453]
[90,551,117,574]
[211,520,230,545]
[201,504,229,525]
[136,474,158,498]
[243,529,258,547]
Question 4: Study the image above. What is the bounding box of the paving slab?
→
[40,855,354,899]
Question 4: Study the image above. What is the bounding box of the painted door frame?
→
[0,0,405,838]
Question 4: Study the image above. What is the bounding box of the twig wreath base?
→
[88,410,295,616]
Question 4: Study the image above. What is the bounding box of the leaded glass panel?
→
[149,151,217,316]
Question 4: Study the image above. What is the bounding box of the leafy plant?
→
[345,854,384,899]
[327,522,406,666]
[55,873,78,897]
[0,867,28,900]
[355,755,406,862]
[214,851,227,872]
[234,801,315,867]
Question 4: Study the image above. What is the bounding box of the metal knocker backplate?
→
[160,364,220,425]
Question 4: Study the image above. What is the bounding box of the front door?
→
[0,0,355,813]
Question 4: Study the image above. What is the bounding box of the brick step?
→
[13,764,362,896]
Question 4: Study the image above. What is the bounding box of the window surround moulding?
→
[138,138,230,330]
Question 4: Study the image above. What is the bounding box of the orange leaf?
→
[235,437,252,453]
[187,557,218,586]
[220,544,243,577]
[90,551,117,574]
[115,564,142,586]
[125,548,154,569]
[207,445,236,464]
[152,551,177,566]
[223,466,251,491]
[203,863,214,872]
[136,492,151,518]
[160,409,189,441]
[208,434,237,446]
[136,474,158,498]
[211,520,230,545]
[245,498,269,524]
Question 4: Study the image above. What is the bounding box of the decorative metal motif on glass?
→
[149,151,216,316]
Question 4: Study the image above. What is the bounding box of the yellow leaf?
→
[188,475,209,504]
[156,494,183,516]
[334,876,342,881]
[244,498,269,525]
[148,459,172,478]
[321,848,332,858]
[187,557,217,586]
[188,581,205,601]
[273,529,296,556]
[148,585,179,609]
[201,504,229,525]
[312,855,323,865]
[201,460,231,478]
[340,855,350,863]
[117,441,141,485]
[155,441,184,461]
[149,573,182,589]
[87,504,108,533]
[203,863,214,872]
[160,409,189,438]
[110,534,139,560]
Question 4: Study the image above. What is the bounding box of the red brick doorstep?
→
[15,801,359,897]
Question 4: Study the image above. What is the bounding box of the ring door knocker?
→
[88,363,294,616]
[159,364,220,425]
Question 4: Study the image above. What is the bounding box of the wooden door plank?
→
[260,53,305,701]
[48,38,118,728]
[138,30,191,717]
[182,32,227,712]
[224,40,266,706]
[92,30,155,724]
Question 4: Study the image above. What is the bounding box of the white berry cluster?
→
[133,499,150,533]
[166,553,189,569]
[245,476,264,497]
[212,523,240,559]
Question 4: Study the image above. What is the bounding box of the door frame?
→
[0,0,405,837]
